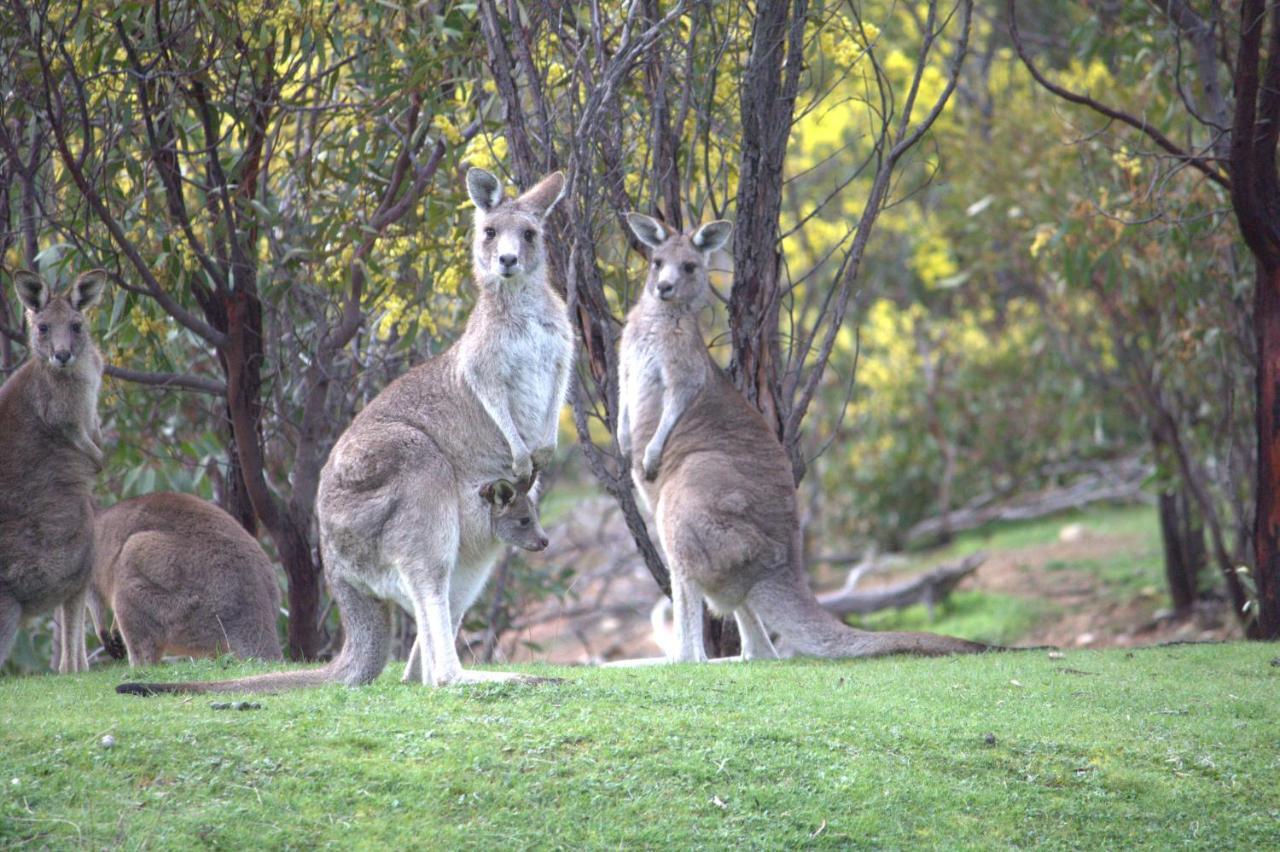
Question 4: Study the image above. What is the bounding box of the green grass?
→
[4,646,1278,849]
[855,590,1060,646]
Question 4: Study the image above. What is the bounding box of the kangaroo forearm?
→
[464,368,529,458]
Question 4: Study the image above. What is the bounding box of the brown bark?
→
[1252,263,1280,638]
[1157,489,1201,614]
[729,0,807,475]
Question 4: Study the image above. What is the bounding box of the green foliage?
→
[3,645,1277,847]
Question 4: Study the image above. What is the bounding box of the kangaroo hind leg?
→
[734,603,778,661]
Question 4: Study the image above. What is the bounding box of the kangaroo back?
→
[94,492,283,665]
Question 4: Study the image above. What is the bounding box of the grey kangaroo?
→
[89,492,283,666]
[0,269,108,673]
[617,214,989,663]
[117,168,571,696]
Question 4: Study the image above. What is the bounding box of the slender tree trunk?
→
[222,289,324,660]
[1253,262,1280,638]
[1157,490,1200,614]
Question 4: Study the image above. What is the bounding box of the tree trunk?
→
[729,0,806,478]
[1252,261,1280,638]
[1157,488,1202,615]
[222,290,325,660]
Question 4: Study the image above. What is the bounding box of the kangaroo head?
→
[13,269,108,372]
[626,214,733,310]
[467,168,566,289]
[480,478,549,552]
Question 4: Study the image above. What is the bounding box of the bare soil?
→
[959,527,1243,648]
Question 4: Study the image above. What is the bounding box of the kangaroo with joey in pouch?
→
[87,492,283,667]
[0,268,108,673]
[117,168,571,696]
[617,213,990,663]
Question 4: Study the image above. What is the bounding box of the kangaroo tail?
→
[116,577,390,696]
[748,568,993,659]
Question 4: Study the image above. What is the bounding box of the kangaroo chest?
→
[488,308,572,440]
[621,314,702,431]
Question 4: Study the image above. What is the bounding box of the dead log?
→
[904,461,1152,548]
[817,552,986,619]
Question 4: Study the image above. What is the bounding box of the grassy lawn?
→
[3,644,1277,849]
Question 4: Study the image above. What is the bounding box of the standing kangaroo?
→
[117,168,571,696]
[617,214,988,662]
[88,492,283,666]
[0,269,108,673]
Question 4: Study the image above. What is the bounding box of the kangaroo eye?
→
[523,229,536,243]
[37,323,49,334]
[71,322,82,334]
[653,259,663,270]
[682,262,696,274]
[484,227,496,240]
[519,518,531,527]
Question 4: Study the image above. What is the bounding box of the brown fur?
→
[0,269,108,673]
[88,492,283,666]
[619,216,989,662]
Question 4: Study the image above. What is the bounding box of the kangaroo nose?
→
[54,351,72,365]
[658,283,675,298]
[499,254,517,268]
[536,535,549,550]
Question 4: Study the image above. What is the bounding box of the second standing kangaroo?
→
[0,269,108,673]
[618,214,988,662]
[117,168,571,696]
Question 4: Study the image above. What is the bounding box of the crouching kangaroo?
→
[117,168,571,696]
[617,214,988,663]
[89,492,283,666]
[0,269,108,673]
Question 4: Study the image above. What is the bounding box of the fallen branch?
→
[817,552,986,618]
[904,462,1152,548]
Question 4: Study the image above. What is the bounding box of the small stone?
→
[210,702,231,710]
[984,732,997,745]
[100,735,115,749]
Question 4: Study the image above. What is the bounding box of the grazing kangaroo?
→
[88,492,283,666]
[617,214,988,663]
[0,269,108,673]
[117,168,572,696]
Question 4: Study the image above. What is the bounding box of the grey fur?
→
[89,492,283,666]
[116,171,572,696]
[617,219,989,663]
[0,269,108,673]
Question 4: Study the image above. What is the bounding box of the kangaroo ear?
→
[71,269,109,312]
[626,213,670,249]
[467,168,504,212]
[13,270,49,312]
[517,171,566,217]
[493,479,516,506]
[691,220,733,254]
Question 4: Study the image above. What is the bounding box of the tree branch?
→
[103,364,226,395]
[1009,0,1230,190]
